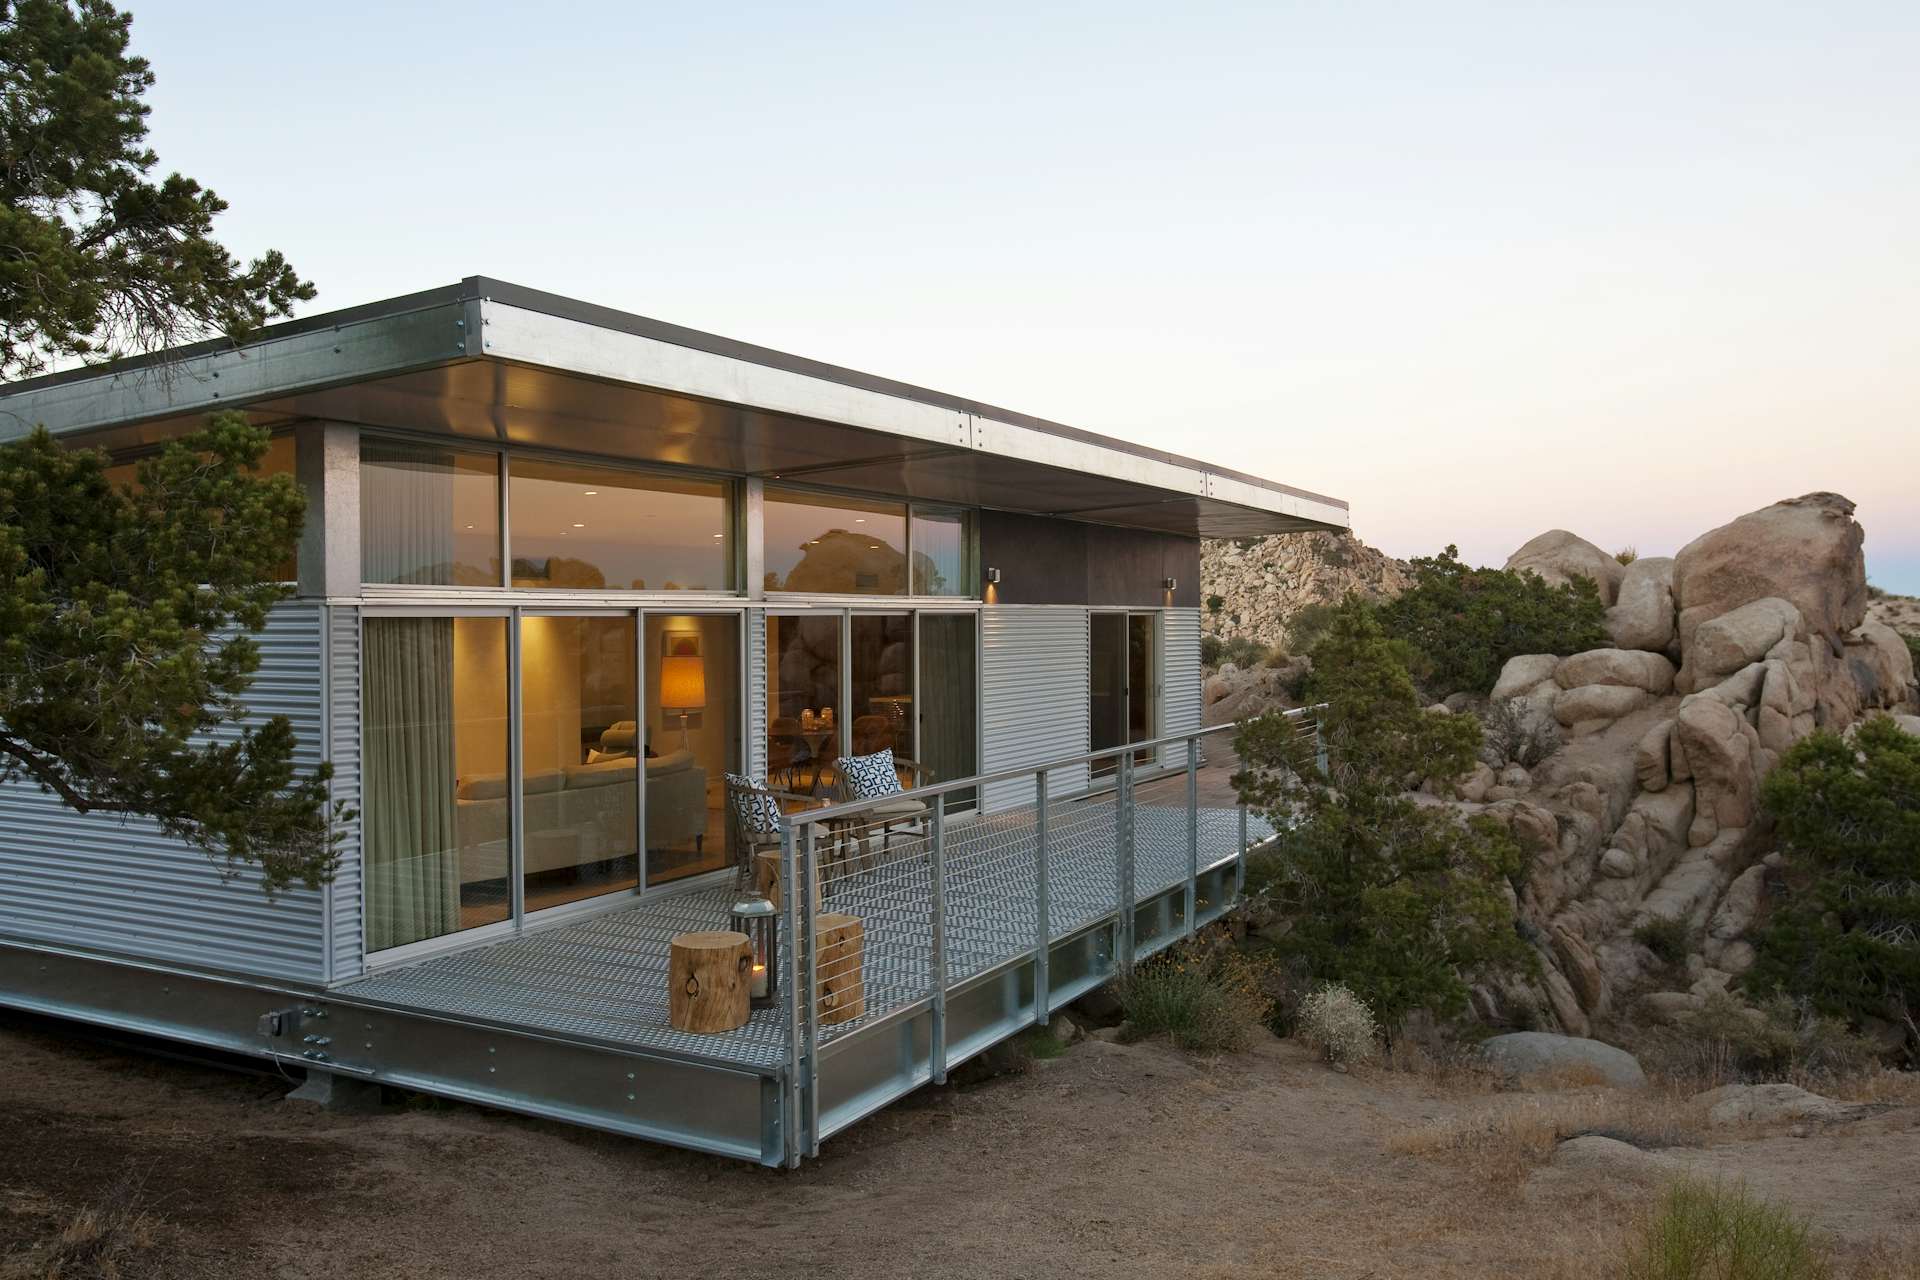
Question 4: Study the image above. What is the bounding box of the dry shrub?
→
[1387,1089,1707,1190]
[24,1172,161,1280]
[1295,983,1379,1067]
[1117,930,1275,1054]
[1630,993,1885,1093]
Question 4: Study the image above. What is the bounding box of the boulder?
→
[1699,1083,1874,1127]
[1634,718,1673,791]
[1547,1135,1679,1180]
[1606,556,1676,653]
[1672,699,1760,845]
[1554,683,1650,728]
[1456,761,1496,803]
[1890,713,1920,737]
[1492,654,1562,703]
[1635,991,1705,1024]
[1707,864,1767,942]
[1480,1032,1647,1089]
[1556,648,1676,695]
[1507,530,1626,605]
[1851,619,1918,707]
[1498,763,1532,789]
[1720,940,1757,975]
[1679,598,1802,693]
[1672,492,1867,658]
[1551,926,1608,1015]
[1599,847,1638,878]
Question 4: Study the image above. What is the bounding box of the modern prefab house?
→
[0,278,1346,1165]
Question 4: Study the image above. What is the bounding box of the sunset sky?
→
[136,2,1918,591]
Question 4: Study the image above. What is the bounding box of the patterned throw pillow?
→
[725,773,783,836]
[837,749,903,800]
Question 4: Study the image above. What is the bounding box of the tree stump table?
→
[754,850,824,914]
[668,930,752,1034]
[815,913,866,1027]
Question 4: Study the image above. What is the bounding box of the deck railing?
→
[771,706,1323,1164]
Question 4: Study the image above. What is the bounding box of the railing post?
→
[1314,711,1330,777]
[1185,736,1200,937]
[800,821,820,1158]
[1116,752,1135,968]
[1034,768,1050,1026]
[780,820,803,1168]
[1236,796,1249,901]
[929,791,948,1085]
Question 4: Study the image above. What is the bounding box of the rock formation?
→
[1200,530,1411,650]
[1457,495,1918,1038]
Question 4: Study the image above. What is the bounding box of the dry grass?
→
[1386,1087,1709,1191]
[5,1171,163,1280]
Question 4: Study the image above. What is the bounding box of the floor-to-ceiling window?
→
[644,613,739,884]
[767,614,843,794]
[850,614,913,760]
[918,613,978,806]
[1091,612,1158,776]
[364,615,512,951]
[520,614,640,913]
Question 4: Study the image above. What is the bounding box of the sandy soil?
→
[1,1012,1916,1280]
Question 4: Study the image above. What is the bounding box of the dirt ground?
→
[2,1012,1916,1280]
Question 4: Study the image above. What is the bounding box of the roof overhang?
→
[0,278,1347,539]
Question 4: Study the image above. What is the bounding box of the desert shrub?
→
[1621,1180,1828,1280]
[1635,917,1691,968]
[1647,993,1878,1085]
[26,1171,162,1280]
[1615,545,1639,565]
[1748,719,1920,1053]
[1215,635,1271,670]
[1296,982,1379,1066]
[1478,697,1563,770]
[1200,634,1223,667]
[1117,934,1274,1053]
[1206,593,1225,614]
[1374,546,1609,696]
[1866,582,1886,600]
[1904,633,1920,671]
[1236,600,1534,1031]
[1283,601,1339,657]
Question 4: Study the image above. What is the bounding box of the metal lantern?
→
[730,896,778,1009]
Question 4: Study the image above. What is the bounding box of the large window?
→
[361,440,501,586]
[520,615,640,910]
[106,434,300,582]
[643,614,739,884]
[767,615,843,792]
[364,615,512,950]
[764,489,908,594]
[509,459,732,591]
[910,508,970,597]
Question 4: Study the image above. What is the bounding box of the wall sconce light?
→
[984,567,1002,585]
[1163,577,1178,592]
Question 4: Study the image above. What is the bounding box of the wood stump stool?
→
[815,913,866,1027]
[668,930,751,1034]
[754,850,824,914]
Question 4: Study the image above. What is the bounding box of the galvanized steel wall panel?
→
[980,606,1090,812]
[746,608,768,780]
[326,606,365,982]
[1160,608,1202,768]
[0,604,330,981]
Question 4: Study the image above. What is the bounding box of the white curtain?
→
[364,617,461,950]
[361,441,457,585]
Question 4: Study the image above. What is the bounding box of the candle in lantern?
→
[750,962,769,1000]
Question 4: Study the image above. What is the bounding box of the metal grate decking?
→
[342,797,1273,1070]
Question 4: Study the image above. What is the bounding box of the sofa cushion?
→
[457,772,508,802]
[563,757,636,790]
[599,720,639,754]
[645,749,694,778]
[837,749,902,800]
[524,769,566,796]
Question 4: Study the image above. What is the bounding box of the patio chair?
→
[768,716,811,792]
[829,749,933,873]
[723,773,825,909]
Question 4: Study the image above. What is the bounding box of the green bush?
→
[1236,599,1534,1031]
[1200,635,1223,667]
[1217,635,1271,669]
[1374,546,1609,696]
[1635,917,1691,968]
[1622,1180,1829,1280]
[1615,546,1640,565]
[1206,593,1225,614]
[1748,718,1920,1054]
[1904,632,1920,672]
[1116,936,1274,1053]
[1283,601,1339,657]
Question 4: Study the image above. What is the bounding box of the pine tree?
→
[1235,597,1532,1030]
[0,415,340,892]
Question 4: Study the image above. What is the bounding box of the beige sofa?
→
[454,749,709,885]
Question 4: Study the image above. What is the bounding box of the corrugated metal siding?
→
[325,606,364,983]
[980,606,1090,812]
[746,608,768,780]
[1160,608,1202,768]
[0,603,330,981]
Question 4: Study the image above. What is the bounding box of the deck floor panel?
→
[343,799,1273,1072]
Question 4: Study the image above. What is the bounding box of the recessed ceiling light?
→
[465,524,475,530]
[712,533,723,539]
[583,490,598,496]
[572,522,585,528]
[854,517,866,523]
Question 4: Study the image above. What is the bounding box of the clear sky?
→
[134,1,1920,591]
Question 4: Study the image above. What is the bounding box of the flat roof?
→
[0,277,1347,538]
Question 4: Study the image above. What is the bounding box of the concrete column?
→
[742,476,766,600]
[295,421,360,599]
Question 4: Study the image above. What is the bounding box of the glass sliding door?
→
[1090,612,1128,776]
[918,613,978,808]
[519,614,640,914]
[365,615,511,951]
[767,615,844,794]
[1129,613,1158,764]
[644,613,739,886]
[850,614,913,763]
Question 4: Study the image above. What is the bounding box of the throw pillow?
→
[725,772,783,836]
[837,749,903,800]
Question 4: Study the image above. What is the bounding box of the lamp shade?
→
[659,653,707,711]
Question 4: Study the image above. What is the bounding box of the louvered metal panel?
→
[326,606,365,982]
[980,607,1090,812]
[0,604,329,981]
[746,607,768,780]
[1160,608,1202,769]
